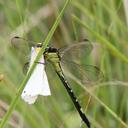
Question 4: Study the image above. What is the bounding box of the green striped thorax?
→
[44,47,63,74]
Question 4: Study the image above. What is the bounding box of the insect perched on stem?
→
[11,36,104,128]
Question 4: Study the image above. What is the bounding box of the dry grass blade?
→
[0,100,23,128]
[10,4,53,38]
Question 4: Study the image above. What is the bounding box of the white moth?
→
[21,47,51,104]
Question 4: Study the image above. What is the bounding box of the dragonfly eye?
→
[47,47,58,53]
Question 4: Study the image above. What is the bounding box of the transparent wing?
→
[61,60,104,86]
[11,36,33,56]
[59,39,93,64]
[11,36,33,74]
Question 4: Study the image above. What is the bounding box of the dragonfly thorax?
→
[44,47,62,74]
[44,52,60,63]
[44,47,60,62]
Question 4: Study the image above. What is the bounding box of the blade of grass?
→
[0,0,71,127]
[82,83,128,128]
[72,15,128,64]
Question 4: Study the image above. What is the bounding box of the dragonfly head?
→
[44,47,58,53]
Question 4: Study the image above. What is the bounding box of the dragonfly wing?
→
[11,36,34,49]
[11,36,31,57]
[21,48,51,104]
[11,36,34,73]
[59,39,93,64]
[61,60,103,86]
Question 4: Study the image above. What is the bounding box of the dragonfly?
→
[11,36,103,128]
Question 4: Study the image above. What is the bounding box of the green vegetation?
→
[0,0,128,128]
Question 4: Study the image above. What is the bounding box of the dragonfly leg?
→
[34,61,45,65]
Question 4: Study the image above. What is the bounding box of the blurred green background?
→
[0,0,128,128]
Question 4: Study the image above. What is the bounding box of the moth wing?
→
[21,48,51,104]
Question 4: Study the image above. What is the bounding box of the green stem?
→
[72,15,128,64]
[0,0,71,127]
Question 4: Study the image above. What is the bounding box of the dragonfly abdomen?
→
[55,64,91,128]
